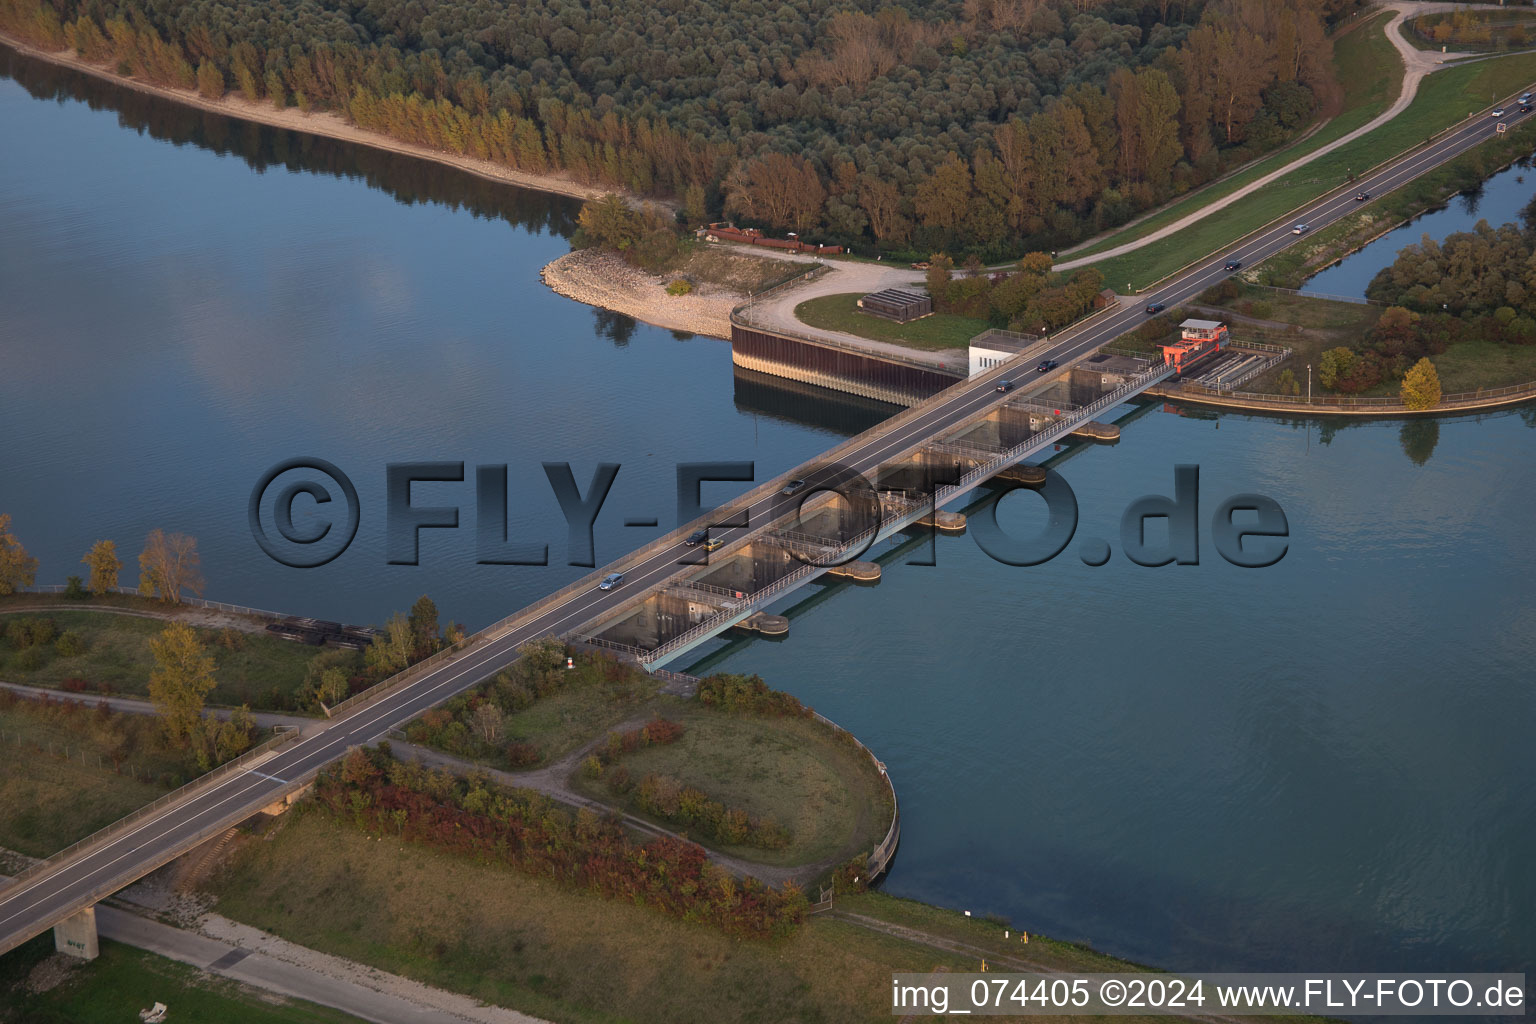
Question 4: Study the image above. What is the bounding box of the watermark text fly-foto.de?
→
[249,458,1289,571]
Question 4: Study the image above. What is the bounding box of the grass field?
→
[0,706,173,856]
[500,675,661,765]
[573,703,893,868]
[1092,50,1536,291]
[0,934,365,1024]
[1378,337,1536,396]
[795,292,987,350]
[209,811,1218,1024]
[0,608,325,709]
[1071,10,1403,260]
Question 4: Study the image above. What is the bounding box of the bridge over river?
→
[1,84,1528,960]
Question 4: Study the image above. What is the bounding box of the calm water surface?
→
[2,47,1532,986]
[1303,156,1536,299]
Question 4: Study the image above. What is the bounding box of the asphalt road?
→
[0,90,1528,958]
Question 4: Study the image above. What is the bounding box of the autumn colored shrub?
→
[506,741,540,768]
[633,772,791,851]
[594,717,685,766]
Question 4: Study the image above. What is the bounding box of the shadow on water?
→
[0,42,579,237]
[732,366,904,437]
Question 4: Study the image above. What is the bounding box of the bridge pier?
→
[53,906,98,960]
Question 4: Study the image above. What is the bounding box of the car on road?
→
[1492,108,1506,118]
[598,572,624,591]
[1354,191,1370,201]
[1036,359,1058,374]
[1521,94,1532,104]
[702,537,725,553]
[996,379,1014,392]
[782,478,807,495]
[1145,302,1166,314]
[1223,259,1242,271]
[1291,223,1309,235]
[685,528,709,546]
[1522,104,1532,114]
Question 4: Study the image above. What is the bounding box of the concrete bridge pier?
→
[53,905,98,960]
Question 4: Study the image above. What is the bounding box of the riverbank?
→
[1151,379,1536,416]
[540,248,736,340]
[0,33,618,207]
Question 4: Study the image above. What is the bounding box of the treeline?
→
[319,744,807,938]
[1411,10,1532,51]
[1356,217,1536,389]
[0,0,1354,258]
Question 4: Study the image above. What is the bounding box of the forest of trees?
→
[1,0,1354,258]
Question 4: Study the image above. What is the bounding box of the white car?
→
[1520,94,1532,105]
[1291,223,1309,235]
[598,572,624,591]
[1492,108,1506,118]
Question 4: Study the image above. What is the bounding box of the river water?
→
[2,46,1532,985]
[1303,155,1536,300]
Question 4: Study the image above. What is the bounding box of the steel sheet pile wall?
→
[732,325,960,406]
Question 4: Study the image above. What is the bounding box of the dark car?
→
[1522,104,1532,114]
[1036,359,1058,374]
[685,528,709,546]
[1224,259,1242,271]
[996,379,1014,392]
[781,479,807,496]
[598,572,624,591]
[1145,302,1166,315]
[1354,191,1370,201]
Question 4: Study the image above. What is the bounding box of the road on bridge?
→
[0,88,1528,959]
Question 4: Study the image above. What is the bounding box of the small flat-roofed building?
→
[1162,318,1229,373]
[968,328,1045,376]
[858,288,932,323]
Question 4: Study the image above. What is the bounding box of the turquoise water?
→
[2,46,1533,984]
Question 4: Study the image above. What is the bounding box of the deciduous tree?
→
[137,529,204,604]
[148,622,218,742]
[82,539,121,596]
[0,514,39,595]
[1400,358,1442,410]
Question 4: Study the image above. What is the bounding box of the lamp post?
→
[1307,363,1312,402]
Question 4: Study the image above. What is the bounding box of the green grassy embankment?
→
[1091,50,1536,291]
[208,809,1226,1024]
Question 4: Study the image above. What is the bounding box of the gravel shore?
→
[541,249,738,340]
